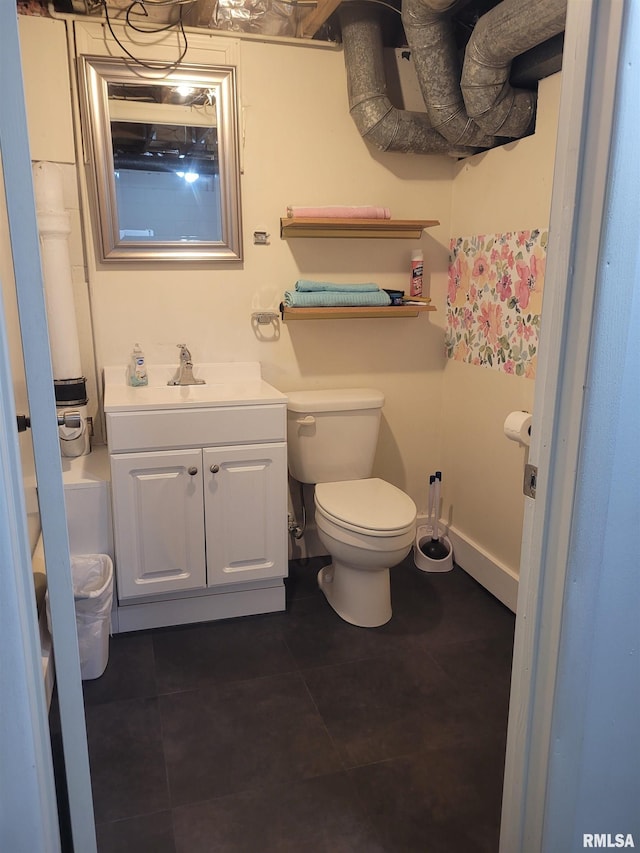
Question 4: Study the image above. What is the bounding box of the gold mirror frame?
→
[79,56,243,263]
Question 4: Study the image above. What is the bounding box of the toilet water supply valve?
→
[288,513,304,539]
[288,481,307,539]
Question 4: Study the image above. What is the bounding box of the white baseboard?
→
[291,507,519,613]
[417,515,518,612]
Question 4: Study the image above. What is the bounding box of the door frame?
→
[0,272,61,852]
[0,6,97,851]
[2,0,629,849]
[500,1,626,849]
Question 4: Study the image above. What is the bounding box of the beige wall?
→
[442,74,562,574]
[12,14,562,578]
[18,16,75,165]
[68,20,455,511]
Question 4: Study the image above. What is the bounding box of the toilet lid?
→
[315,478,416,536]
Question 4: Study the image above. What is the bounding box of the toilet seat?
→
[315,478,416,537]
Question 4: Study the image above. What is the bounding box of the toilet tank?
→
[287,388,384,484]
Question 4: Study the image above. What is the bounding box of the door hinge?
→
[524,463,538,499]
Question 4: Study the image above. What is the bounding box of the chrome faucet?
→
[168,344,205,386]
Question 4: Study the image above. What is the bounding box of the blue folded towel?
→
[284,290,392,307]
[295,280,380,293]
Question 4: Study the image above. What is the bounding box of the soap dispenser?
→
[129,343,148,386]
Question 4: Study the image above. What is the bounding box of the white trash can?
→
[70,554,114,680]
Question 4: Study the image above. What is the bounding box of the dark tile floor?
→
[52,555,515,852]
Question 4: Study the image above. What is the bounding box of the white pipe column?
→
[32,161,89,456]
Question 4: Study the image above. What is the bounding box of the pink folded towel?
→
[287,205,391,219]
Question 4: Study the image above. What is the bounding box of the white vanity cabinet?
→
[109,441,287,599]
[103,362,289,631]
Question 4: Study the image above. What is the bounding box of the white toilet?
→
[287,389,416,628]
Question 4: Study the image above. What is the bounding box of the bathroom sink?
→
[103,362,287,412]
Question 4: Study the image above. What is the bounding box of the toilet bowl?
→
[314,479,416,627]
[286,388,416,628]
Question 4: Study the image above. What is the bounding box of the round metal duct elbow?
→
[401,0,499,150]
[339,4,475,156]
[349,96,455,154]
[461,0,567,137]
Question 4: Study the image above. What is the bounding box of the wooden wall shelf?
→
[280,304,436,321]
[280,217,440,240]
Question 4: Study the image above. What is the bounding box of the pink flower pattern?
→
[496,274,513,302]
[446,229,548,378]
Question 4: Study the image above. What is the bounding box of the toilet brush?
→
[427,474,435,536]
[421,471,450,561]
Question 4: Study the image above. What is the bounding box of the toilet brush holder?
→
[414,524,454,573]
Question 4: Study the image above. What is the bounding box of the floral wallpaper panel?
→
[446,229,548,379]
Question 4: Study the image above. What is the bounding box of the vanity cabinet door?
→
[203,443,288,587]
[110,449,206,600]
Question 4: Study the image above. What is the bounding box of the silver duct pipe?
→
[461,0,567,137]
[338,4,475,156]
[401,0,499,149]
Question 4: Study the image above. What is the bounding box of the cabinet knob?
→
[210,464,220,474]
[188,466,198,476]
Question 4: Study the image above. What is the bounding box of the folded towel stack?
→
[295,280,380,292]
[283,280,392,308]
[287,206,391,220]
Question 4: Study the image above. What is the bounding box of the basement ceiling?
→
[35,0,564,158]
[43,0,563,83]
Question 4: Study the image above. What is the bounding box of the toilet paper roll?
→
[59,419,89,458]
[503,411,532,446]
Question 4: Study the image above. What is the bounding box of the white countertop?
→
[103,362,287,413]
[61,444,110,484]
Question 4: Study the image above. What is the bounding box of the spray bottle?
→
[410,249,424,297]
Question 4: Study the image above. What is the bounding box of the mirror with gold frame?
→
[80,56,243,262]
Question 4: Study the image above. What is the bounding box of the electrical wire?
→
[341,0,402,15]
[125,5,182,35]
[128,0,197,5]
[364,0,401,14]
[100,0,190,72]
